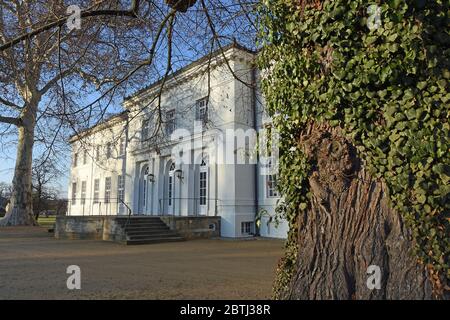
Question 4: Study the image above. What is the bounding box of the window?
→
[241,222,254,235]
[83,150,88,165]
[266,174,278,198]
[104,177,111,204]
[199,172,207,205]
[106,143,112,159]
[142,119,150,141]
[165,110,176,136]
[168,162,175,206]
[81,181,86,205]
[196,97,208,123]
[118,175,126,214]
[96,146,101,161]
[73,152,78,167]
[199,157,208,206]
[117,175,125,202]
[264,123,273,157]
[266,159,279,198]
[143,167,149,208]
[168,176,173,206]
[93,179,100,204]
[119,137,126,156]
[71,183,77,205]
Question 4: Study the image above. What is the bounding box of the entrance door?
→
[140,165,149,215]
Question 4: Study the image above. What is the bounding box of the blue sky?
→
[0,158,15,183]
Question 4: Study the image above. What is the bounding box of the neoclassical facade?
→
[68,44,288,239]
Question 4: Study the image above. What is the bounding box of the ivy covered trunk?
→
[259,0,449,300]
[280,123,433,299]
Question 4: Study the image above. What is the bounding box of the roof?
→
[69,111,129,143]
[124,42,256,101]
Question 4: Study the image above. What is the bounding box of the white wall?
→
[68,46,288,239]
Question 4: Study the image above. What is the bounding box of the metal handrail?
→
[119,198,132,229]
[66,197,131,217]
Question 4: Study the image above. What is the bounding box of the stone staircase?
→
[116,216,184,245]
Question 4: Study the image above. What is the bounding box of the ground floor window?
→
[265,157,279,198]
[168,162,175,207]
[93,179,100,204]
[199,171,207,205]
[81,181,86,205]
[71,183,77,205]
[241,221,254,235]
[104,177,111,203]
[117,175,125,202]
[168,175,173,206]
[266,173,278,198]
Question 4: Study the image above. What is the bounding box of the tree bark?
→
[0,102,37,227]
[283,123,435,300]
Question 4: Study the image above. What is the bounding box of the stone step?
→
[117,219,165,225]
[117,216,184,245]
[127,232,179,240]
[116,216,162,221]
[126,229,177,236]
[124,226,170,232]
[124,221,167,226]
[122,222,167,228]
[124,237,185,245]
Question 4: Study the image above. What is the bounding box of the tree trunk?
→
[0,102,37,227]
[282,123,435,300]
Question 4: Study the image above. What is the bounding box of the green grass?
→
[37,216,56,228]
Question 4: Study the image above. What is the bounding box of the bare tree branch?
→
[0,115,20,126]
[0,0,141,52]
[0,96,21,110]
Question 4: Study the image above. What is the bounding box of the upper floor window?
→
[119,137,126,155]
[196,97,208,123]
[83,150,88,165]
[142,119,150,142]
[165,110,176,136]
[106,142,112,159]
[73,152,78,167]
[96,146,101,161]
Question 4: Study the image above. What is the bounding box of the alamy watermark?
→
[66,265,81,290]
[366,265,381,290]
[169,121,279,176]
[66,5,81,31]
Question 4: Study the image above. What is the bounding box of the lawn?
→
[37,216,56,228]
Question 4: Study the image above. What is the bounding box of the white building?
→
[68,44,288,239]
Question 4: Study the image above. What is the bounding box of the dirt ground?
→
[0,227,284,300]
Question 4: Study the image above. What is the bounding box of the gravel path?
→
[0,227,284,300]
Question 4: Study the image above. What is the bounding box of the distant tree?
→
[0,182,11,198]
[31,159,61,220]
